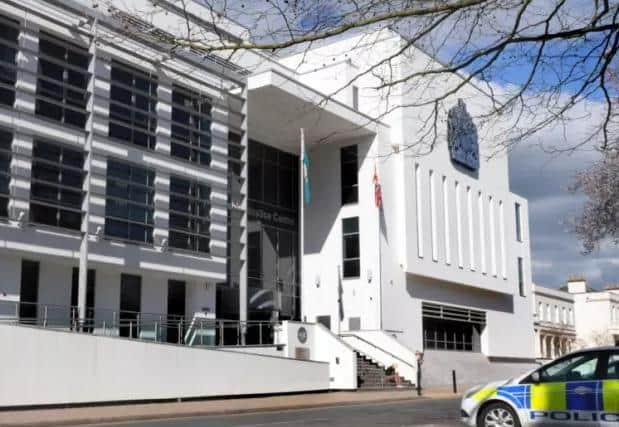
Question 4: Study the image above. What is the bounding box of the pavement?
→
[0,390,462,427]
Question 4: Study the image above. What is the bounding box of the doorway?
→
[166,280,186,344]
[19,260,39,322]
[119,274,141,338]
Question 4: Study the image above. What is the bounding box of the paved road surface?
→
[83,398,461,427]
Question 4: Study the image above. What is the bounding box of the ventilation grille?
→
[422,302,486,325]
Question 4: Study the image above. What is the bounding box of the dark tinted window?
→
[517,257,525,296]
[105,160,154,244]
[341,145,358,205]
[0,15,18,107]
[342,217,360,278]
[109,61,157,149]
[0,128,11,217]
[515,202,522,242]
[171,85,211,165]
[168,176,210,253]
[30,140,84,230]
[35,33,90,128]
[607,352,619,379]
[524,352,602,383]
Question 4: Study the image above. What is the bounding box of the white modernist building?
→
[0,0,537,405]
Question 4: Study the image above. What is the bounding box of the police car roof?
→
[566,346,617,355]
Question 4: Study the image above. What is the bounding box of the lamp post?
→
[415,351,424,396]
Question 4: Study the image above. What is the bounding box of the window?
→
[467,186,475,270]
[352,85,359,111]
[569,308,574,325]
[30,140,84,230]
[538,302,544,321]
[35,33,90,128]
[546,304,551,322]
[455,181,463,268]
[517,257,525,296]
[109,61,157,149]
[442,176,451,265]
[342,217,360,278]
[340,145,358,205]
[562,307,567,324]
[422,303,485,352]
[171,85,212,165]
[169,176,211,253]
[479,191,486,274]
[0,15,19,107]
[429,170,438,262]
[515,202,522,242]
[105,160,154,244]
[527,352,601,383]
[0,128,11,217]
[607,352,619,379]
[415,164,424,258]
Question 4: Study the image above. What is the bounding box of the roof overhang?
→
[247,69,387,153]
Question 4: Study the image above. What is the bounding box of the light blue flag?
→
[302,147,311,205]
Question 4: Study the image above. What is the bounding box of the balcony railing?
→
[0,300,278,347]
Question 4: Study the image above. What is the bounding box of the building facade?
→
[532,284,576,360]
[0,0,247,342]
[0,0,537,389]
[569,279,619,348]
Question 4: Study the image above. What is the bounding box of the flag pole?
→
[299,128,305,322]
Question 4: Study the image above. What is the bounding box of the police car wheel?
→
[477,402,520,427]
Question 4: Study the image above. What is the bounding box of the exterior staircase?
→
[355,351,414,389]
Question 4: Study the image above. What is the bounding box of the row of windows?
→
[0,18,223,170]
[0,129,212,253]
[537,301,574,326]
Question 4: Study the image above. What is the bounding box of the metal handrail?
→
[340,333,417,370]
[0,300,278,347]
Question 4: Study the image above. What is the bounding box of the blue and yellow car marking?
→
[466,380,619,423]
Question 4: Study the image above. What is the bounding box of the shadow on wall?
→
[406,274,514,314]
[303,135,374,255]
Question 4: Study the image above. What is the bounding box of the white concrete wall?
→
[574,291,618,347]
[276,321,357,390]
[0,324,329,407]
[301,137,381,332]
[422,350,537,388]
[281,30,536,362]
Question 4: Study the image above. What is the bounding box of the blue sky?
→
[215,0,618,289]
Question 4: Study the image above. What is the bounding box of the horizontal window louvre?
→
[30,140,85,230]
[105,160,155,244]
[170,84,212,166]
[168,175,210,253]
[0,15,20,107]
[422,302,486,325]
[35,32,90,129]
[0,128,12,217]
[109,60,157,150]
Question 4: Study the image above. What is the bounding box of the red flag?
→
[373,166,382,208]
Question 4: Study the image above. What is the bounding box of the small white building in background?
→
[532,284,576,360]
[568,279,619,348]
[533,278,619,359]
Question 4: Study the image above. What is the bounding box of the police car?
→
[461,347,619,426]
